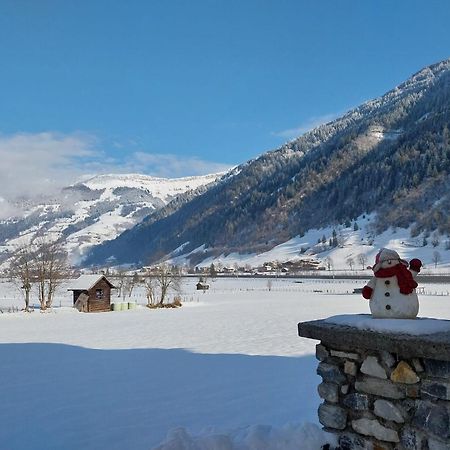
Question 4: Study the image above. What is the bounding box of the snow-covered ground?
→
[1,277,450,449]
[172,214,450,273]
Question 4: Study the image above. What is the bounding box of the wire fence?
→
[1,279,449,314]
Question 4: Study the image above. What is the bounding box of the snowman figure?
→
[362,248,422,319]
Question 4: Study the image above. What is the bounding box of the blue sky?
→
[0,0,449,189]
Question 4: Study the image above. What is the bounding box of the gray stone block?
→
[344,360,358,376]
[338,432,370,450]
[351,418,399,442]
[373,399,404,423]
[318,382,339,403]
[298,319,450,362]
[413,401,450,438]
[412,358,424,373]
[361,356,387,379]
[428,437,450,450]
[343,393,369,411]
[330,349,360,360]
[421,379,450,400]
[423,359,450,378]
[400,426,425,450]
[380,350,396,368]
[316,343,329,361]
[317,361,347,384]
[355,377,405,399]
[318,403,347,430]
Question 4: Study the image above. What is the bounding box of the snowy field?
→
[1,277,450,449]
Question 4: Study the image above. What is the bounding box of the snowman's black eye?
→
[387,260,392,264]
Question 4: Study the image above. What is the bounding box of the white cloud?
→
[129,152,232,178]
[0,132,232,210]
[0,197,22,219]
[0,132,98,202]
[272,113,339,140]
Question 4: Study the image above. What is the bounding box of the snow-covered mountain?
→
[0,172,223,265]
[85,57,450,269]
[169,213,450,273]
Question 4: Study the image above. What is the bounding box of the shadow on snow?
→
[0,343,319,450]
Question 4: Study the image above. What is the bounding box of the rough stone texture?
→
[400,426,425,450]
[413,401,450,439]
[372,442,393,450]
[361,356,387,379]
[344,360,358,376]
[317,362,347,384]
[423,359,450,378]
[299,320,450,448]
[406,384,420,398]
[316,343,329,361]
[330,349,360,360]
[355,377,406,399]
[390,361,419,384]
[338,432,369,450]
[318,382,339,403]
[318,403,347,430]
[373,399,404,423]
[401,399,417,420]
[380,350,396,369]
[298,319,450,362]
[421,379,450,400]
[351,418,399,443]
[412,358,424,373]
[428,437,450,450]
[343,393,369,411]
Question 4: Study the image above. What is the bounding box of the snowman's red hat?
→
[373,248,408,273]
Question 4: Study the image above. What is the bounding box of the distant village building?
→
[68,275,116,313]
[196,282,210,290]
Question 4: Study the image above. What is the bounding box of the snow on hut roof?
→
[67,274,116,291]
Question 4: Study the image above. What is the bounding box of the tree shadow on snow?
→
[0,343,320,450]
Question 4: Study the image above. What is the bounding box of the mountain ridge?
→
[84,57,450,268]
[0,172,224,267]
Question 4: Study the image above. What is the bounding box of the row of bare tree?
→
[112,265,182,307]
[9,239,69,311]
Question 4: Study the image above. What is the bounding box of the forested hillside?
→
[86,58,450,267]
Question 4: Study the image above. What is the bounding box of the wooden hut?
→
[196,282,210,291]
[68,275,116,313]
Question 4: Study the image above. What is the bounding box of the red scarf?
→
[375,264,417,295]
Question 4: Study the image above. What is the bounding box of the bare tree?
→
[143,271,157,306]
[156,264,181,305]
[9,244,34,312]
[357,253,367,270]
[121,273,140,301]
[44,241,69,308]
[432,251,441,269]
[346,257,355,271]
[324,256,334,271]
[34,239,69,310]
[114,268,128,298]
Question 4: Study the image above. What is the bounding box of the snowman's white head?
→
[373,248,408,272]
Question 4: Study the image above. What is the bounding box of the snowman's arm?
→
[409,258,422,279]
[362,277,376,299]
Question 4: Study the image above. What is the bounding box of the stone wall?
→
[315,341,450,450]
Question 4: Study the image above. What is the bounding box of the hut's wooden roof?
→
[67,274,116,291]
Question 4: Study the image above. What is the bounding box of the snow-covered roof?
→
[67,274,116,291]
